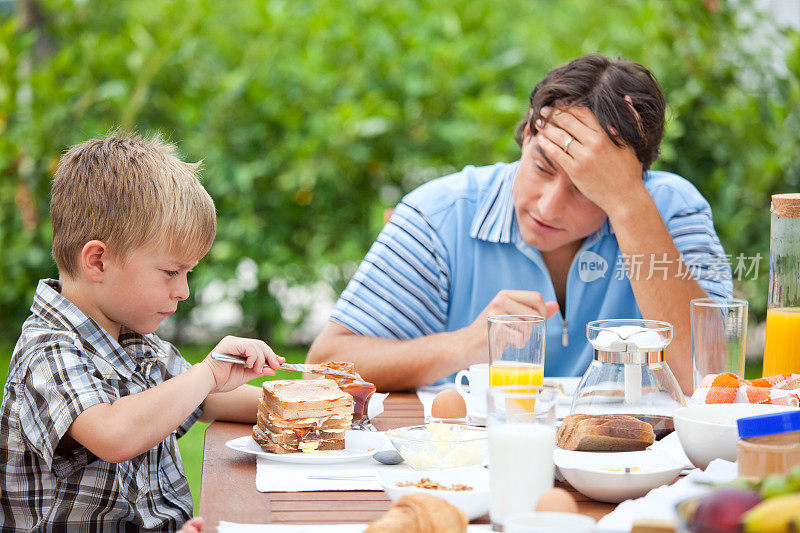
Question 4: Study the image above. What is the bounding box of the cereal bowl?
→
[377,465,490,521]
[386,423,488,470]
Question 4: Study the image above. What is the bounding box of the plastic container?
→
[737,410,800,477]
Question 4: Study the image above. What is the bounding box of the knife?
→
[209,353,356,379]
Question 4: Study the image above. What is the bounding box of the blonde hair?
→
[51,133,216,278]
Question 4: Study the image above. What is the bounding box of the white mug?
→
[454,363,489,415]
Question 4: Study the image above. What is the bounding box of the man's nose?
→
[537,179,570,221]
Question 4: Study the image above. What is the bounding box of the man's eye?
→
[164,270,179,277]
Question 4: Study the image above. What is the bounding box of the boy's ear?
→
[81,240,109,283]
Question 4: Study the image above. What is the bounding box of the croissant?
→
[365,493,468,533]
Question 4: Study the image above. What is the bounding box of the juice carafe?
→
[763,194,800,376]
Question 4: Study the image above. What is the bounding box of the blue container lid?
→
[737,410,800,439]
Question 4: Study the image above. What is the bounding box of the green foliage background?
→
[1,0,799,342]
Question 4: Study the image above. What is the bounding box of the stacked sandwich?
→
[253,379,354,454]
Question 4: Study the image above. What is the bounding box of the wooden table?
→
[198,393,616,530]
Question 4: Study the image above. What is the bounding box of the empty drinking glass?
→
[691,297,748,389]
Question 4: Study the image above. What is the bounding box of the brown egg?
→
[535,487,579,513]
[431,389,467,419]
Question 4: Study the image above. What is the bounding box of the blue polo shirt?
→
[330,161,732,381]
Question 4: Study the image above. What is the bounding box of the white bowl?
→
[673,403,799,470]
[377,465,489,521]
[553,448,684,503]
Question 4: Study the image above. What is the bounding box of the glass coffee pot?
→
[570,319,686,439]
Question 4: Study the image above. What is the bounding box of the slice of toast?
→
[257,411,347,444]
[252,425,345,454]
[258,400,352,429]
[262,379,354,419]
[557,414,655,451]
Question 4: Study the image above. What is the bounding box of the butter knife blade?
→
[279,362,357,379]
[209,354,355,379]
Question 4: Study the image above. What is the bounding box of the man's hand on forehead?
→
[533,104,643,215]
[537,106,602,156]
[547,106,602,132]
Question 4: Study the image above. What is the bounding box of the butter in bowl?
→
[386,423,487,470]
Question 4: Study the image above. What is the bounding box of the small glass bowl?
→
[674,495,703,533]
[386,423,488,470]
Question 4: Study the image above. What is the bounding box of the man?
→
[308,54,732,392]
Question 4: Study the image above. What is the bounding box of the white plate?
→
[225,430,388,464]
[543,377,582,406]
[377,465,490,521]
[467,377,582,416]
[554,447,684,503]
[467,377,581,426]
[469,377,582,423]
[468,407,487,425]
[218,523,493,532]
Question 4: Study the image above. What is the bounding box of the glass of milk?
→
[487,384,557,531]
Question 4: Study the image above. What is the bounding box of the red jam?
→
[339,380,376,421]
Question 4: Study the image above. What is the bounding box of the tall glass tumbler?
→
[488,315,546,387]
[691,297,748,389]
[488,385,557,531]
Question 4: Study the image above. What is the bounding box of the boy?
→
[0,134,283,531]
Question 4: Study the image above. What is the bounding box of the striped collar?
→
[469,160,615,244]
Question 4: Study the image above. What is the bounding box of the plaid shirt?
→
[0,279,202,532]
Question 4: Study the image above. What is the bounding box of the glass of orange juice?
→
[487,315,546,388]
[763,308,800,376]
[763,193,800,376]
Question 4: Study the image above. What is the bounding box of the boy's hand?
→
[202,336,284,393]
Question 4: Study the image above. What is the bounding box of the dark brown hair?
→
[514,54,666,170]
